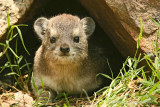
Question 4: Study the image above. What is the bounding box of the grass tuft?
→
[92,17,160,107]
[0,15,31,92]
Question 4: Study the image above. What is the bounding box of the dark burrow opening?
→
[0,0,124,90]
[18,0,124,74]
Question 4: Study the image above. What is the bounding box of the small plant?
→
[0,14,31,92]
[92,18,160,106]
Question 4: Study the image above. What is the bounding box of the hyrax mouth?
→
[59,53,70,56]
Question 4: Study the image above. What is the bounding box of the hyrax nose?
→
[60,44,70,53]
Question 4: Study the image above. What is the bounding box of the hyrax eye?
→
[50,37,56,43]
[73,36,79,43]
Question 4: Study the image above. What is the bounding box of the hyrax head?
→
[34,14,95,64]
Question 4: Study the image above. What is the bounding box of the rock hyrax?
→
[32,14,108,102]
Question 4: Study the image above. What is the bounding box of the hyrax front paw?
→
[36,89,56,104]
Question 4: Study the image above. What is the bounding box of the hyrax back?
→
[32,14,107,102]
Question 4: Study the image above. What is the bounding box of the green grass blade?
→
[15,26,30,55]
[9,33,18,42]
[99,73,113,80]
[40,76,44,90]
[135,18,143,58]
[154,57,159,69]
[18,55,23,64]
[0,61,9,73]
[64,104,68,107]
[137,18,143,49]
[149,80,160,95]
[5,72,20,76]
[16,24,28,27]
[20,63,31,70]
[155,23,160,55]
[5,51,19,83]
[31,76,39,95]
[7,26,15,40]
[8,47,19,58]
[7,13,10,28]
[148,16,159,26]
[0,43,5,46]
[64,93,71,107]
[142,69,147,81]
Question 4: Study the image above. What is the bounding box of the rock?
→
[0,0,33,40]
[14,91,33,107]
[0,91,33,107]
[80,0,160,57]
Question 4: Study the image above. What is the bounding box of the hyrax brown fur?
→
[32,14,107,102]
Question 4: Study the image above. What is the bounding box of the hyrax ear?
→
[80,17,95,37]
[34,17,49,39]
